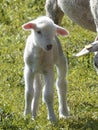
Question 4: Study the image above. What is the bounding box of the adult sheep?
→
[75,0,98,74]
[45,0,96,32]
[46,0,98,73]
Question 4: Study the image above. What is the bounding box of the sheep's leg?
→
[31,74,42,119]
[56,56,70,119]
[24,66,34,116]
[43,69,57,122]
[45,0,64,25]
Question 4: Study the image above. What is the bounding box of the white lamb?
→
[22,16,70,122]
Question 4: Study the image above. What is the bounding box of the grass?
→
[0,0,98,129]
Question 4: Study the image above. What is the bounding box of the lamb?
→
[45,0,96,32]
[22,16,70,122]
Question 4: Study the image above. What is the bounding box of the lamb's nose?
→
[46,44,52,50]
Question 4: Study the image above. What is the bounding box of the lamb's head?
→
[22,16,69,51]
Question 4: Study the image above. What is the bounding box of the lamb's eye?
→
[37,30,41,34]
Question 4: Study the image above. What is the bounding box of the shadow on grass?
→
[68,118,98,130]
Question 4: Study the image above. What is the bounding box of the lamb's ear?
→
[22,22,36,30]
[55,24,69,36]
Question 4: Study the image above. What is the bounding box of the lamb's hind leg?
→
[56,55,70,119]
[31,74,42,119]
[43,69,57,122]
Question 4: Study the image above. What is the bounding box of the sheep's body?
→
[75,0,98,73]
[22,16,69,122]
[45,0,96,32]
[46,0,98,73]
[90,0,98,31]
[88,0,98,73]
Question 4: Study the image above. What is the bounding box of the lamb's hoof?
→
[31,114,36,120]
[48,115,57,124]
[32,117,35,121]
[24,110,32,116]
[59,114,70,119]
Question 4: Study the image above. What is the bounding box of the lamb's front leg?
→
[56,57,70,119]
[32,74,42,119]
[24,66,34,116]
[43,69,57,122]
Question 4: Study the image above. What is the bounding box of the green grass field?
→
[0,0,98,129]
